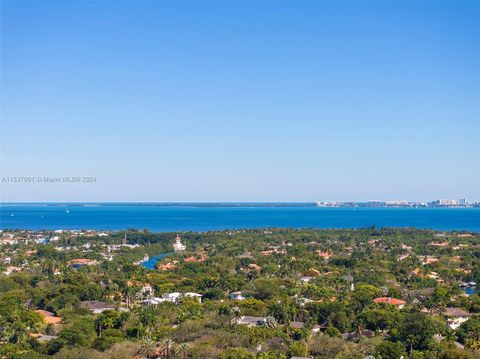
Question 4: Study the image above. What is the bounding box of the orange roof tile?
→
[34,309,62,325]
[160,263,176,270]
[373,297,406,306]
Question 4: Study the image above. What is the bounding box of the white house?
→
[80,301,116,314]
[236,316,267,327]
[143,297,167,305]
[300,276,313,283]
[444,307,472,329]
[3,266,21,276]
[144,292,202,305]
[34,237,49,244]
[173,235,186,251]
[166,292,202,303]
[139,284,154,296]
[229,291,246,301]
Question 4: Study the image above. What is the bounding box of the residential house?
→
[34,309,62,325]
[184,255,206,263]
[67,258,97,268]
[80,301,116,314]
[343,329,375,342]
[3,266,21,276]
[229,291,246,301]
[289,321,305,329]
[444,307,472,329]
[428,242,449,247]
[248,263,262,271]
[236,316,267,327]
[30,334,57,342]
[164,292,202,304]
[160,262,176,271]
[420,256,439,265]
[315,251,333,260]
[373,297,406,309]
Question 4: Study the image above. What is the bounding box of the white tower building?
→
[173,235,186,251]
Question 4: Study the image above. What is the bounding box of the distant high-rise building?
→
[439,199,458,206]
[457,198,466,206]
[386,200,409,206]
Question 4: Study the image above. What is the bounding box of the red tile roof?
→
[373,297,406,306]
[34,309,62,324]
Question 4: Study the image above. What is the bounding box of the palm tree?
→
[176,343,191,359]
[134,290,145,303]
[104,281,120,301]
[41,259,57,277]
[264,316,277,329]
[444,329,456,343]
[123,284,138,308]
[137,336,157,359]
[230,306,241,327]
[160,338,175,358]
[136,306,156,337]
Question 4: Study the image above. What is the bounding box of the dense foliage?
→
[0,228,479,358]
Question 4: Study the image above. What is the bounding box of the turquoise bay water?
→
[141,253,170,270]
[1,205,480,232]
[463,287,478,295]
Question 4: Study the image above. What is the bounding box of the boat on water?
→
[133,254,150,266]
[460,281,477,287]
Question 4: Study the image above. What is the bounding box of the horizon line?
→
[0,200,478,205]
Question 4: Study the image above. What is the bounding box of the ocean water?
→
[1,204,480,232]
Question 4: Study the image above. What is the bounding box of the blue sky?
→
[1,1,479,202]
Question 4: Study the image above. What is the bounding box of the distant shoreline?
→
[1,202,317,208]
[1,202,479,208]
[2,205,480,232]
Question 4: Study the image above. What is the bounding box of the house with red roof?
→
[373,297,406,309]
[34,309,62,325]
[315,251,333,260]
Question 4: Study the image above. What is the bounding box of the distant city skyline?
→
[1,1,479,202]
[0,198,478,205]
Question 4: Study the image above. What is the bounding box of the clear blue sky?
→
[1,1,479,202]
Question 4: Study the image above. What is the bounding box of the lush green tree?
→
[219,347,255,359]
[457,317,480,344]
[375,340,407,359]
[253,279,279,301]
[350,284,381,312]
[358,308,398,332]
[288,341,308,357]
[92,328,123,351]
[58,319,97,348]
[239,299,268,317]
[397,313,435,353]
